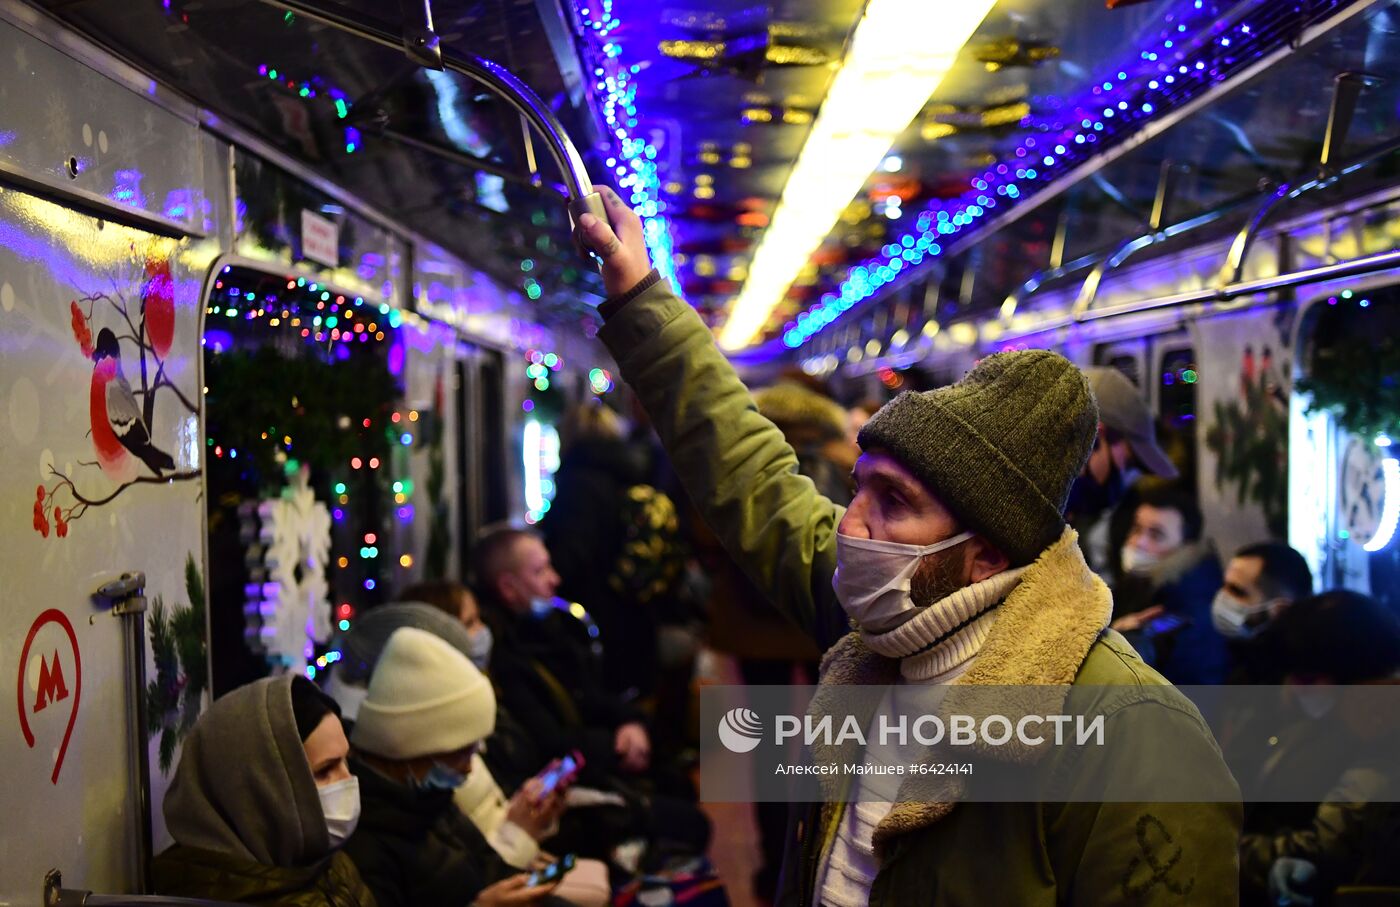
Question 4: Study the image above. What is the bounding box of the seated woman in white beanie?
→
[327,602,604,890]
[343,626,605,907]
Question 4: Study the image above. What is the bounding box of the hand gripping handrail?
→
[257,0,608,246]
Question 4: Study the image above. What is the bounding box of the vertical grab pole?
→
[97,572,153,895]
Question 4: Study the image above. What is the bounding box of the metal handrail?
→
[51,895,244,907]
[44,870,243,907]
[970,245,1400,351]
[257,0,608,233]
[1217,134,1400,289]
[1075,247,1400,324]
[998,252,1099,322]
[1071,199,1249,317]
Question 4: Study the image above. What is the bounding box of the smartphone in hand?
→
[536,751,584,796]
[526,853,576,888]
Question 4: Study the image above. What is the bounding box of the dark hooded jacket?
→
[153,675,375,907]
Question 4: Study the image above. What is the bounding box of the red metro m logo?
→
[16,609,82,784]
[34,651,70,712]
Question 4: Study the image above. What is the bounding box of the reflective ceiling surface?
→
[28,0,1400,349]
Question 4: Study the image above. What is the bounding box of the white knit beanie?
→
[351,626,496,759]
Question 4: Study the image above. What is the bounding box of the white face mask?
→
[1211,590,1275,639]
[833,531,974,634]
[1120,545,1161,575]
[318,775,361,848]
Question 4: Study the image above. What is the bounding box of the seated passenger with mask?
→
[1111,483,1227,684]
[1212,541,1314,683]
[344,626,561,907]
[326,599,610,906]
[153,675,372,906]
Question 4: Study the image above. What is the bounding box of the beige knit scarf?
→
[860,567,1027,681]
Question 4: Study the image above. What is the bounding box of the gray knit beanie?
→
[857,350,1098,566]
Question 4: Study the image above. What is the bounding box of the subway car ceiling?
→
[30,0,610,317]
[18,0,1400,365]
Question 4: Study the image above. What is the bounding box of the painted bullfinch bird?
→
[91,328,175,479]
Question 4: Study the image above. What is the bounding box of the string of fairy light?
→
[205,266,427,677]
[575,0,679,291]
[206,273,402,347]
[783,1,1333,351]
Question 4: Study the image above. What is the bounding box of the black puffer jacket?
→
[343,758,513,907]
[486,608,644,788]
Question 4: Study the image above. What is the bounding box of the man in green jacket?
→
[577,188,1242,905]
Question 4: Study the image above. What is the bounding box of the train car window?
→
[455,358,480,558]
[1158,348,1198,429]
[1093,347,1142,387]
[480,349,509,525]
[203,265,403,695]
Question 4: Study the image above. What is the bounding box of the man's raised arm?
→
[578,187,849,652]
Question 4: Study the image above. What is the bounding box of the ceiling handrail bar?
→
[1216,133,1400,290]
[257,0,608,238]
[1073,247,1400,325]
[1070,197,1251,318]
[998,252,1100,323]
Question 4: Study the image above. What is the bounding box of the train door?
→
[479,347,511,526]
[1290,281,1400,606]
[0,12,223,899]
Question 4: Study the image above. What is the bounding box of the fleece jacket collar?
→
[809,526,1112,857]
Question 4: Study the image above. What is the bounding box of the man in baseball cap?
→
[1072,367,1179,513]
[1066,367,1180,571]
[576,187,1238,905]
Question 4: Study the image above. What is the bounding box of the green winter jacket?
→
[597,275,1243,905]
[152,845,375,907]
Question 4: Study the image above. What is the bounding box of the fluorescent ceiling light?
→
[718,0,996,351]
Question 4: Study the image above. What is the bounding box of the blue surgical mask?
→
[412,761,467,792]
[467,625,493,672]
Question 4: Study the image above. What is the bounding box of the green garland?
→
[1205,371,1289,538]
[147,554,208,773]
[1296,332,1400,441]
[203,346,398,491]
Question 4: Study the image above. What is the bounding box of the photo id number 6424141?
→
[911,763,972,775]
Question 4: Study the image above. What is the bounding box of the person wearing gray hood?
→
[153,674,375,907]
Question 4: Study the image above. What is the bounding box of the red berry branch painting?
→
[33,256,200,539]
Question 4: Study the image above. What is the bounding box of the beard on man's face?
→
[909,547,972,609]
